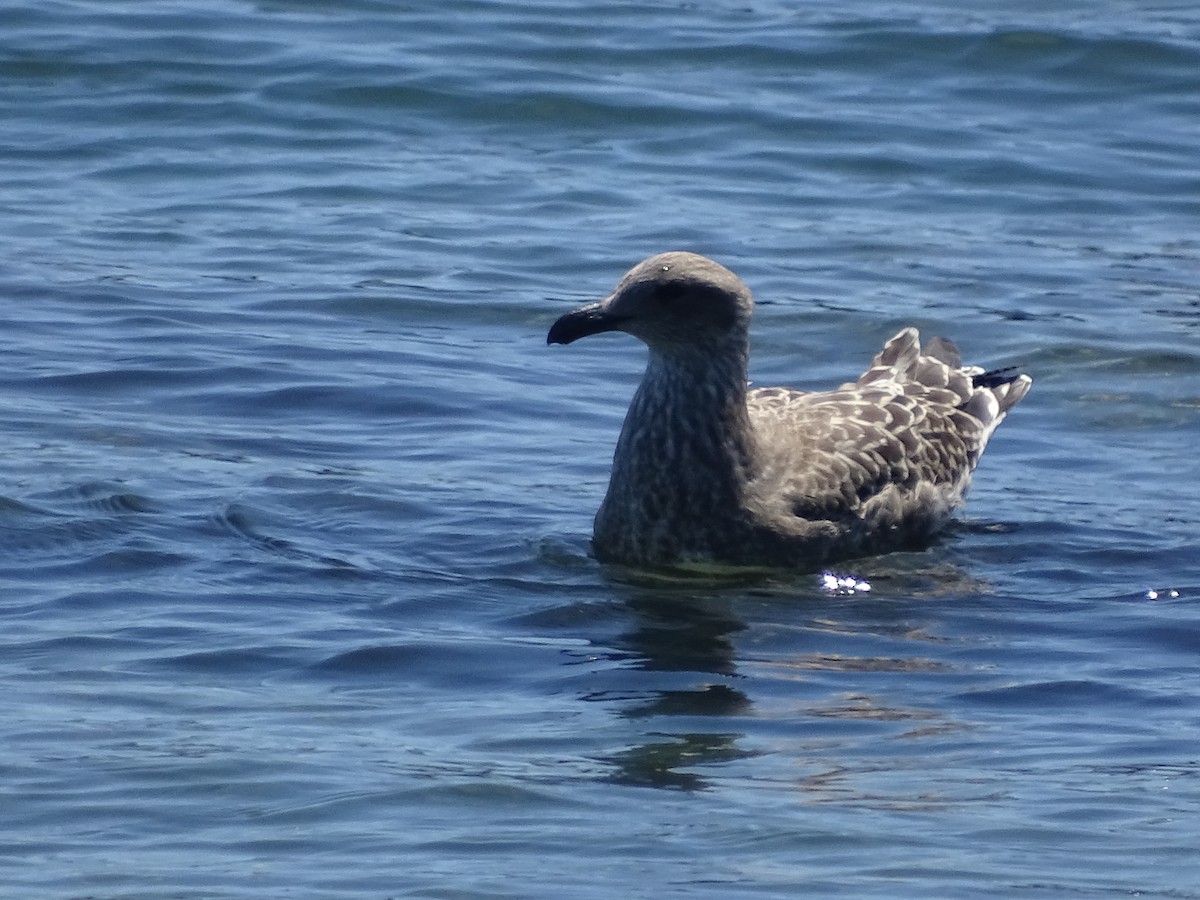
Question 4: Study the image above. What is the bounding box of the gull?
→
[547,251,1031,569]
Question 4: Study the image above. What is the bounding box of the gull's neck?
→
[593,339,759,562]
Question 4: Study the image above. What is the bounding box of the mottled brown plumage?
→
[547,251,1031,569]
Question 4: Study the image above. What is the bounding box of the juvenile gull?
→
[547,251,1031,569]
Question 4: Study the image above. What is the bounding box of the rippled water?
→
[2,1,1199,897]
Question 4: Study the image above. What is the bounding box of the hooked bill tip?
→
[547,303,624,346]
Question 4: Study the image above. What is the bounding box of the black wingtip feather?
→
[972,366,1024,389]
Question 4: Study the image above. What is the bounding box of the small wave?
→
[210,501,366,573]
[0,483,157,569]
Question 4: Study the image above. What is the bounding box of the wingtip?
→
[971,365,1027,390]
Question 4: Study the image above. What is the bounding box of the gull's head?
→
[547,252,754,353]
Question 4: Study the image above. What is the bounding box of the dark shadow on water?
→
[578,583,758,790]
[616,591,747,676]
[560,550,991,791]
[621,682,752,719]
[603,731,762,792]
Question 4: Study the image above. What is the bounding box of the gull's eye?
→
[654,282,687,307]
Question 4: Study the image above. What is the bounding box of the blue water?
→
[2,1,1199,897]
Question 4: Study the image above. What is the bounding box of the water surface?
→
[2,1,1198,897]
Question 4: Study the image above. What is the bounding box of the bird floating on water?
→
[547,251,1031,570]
